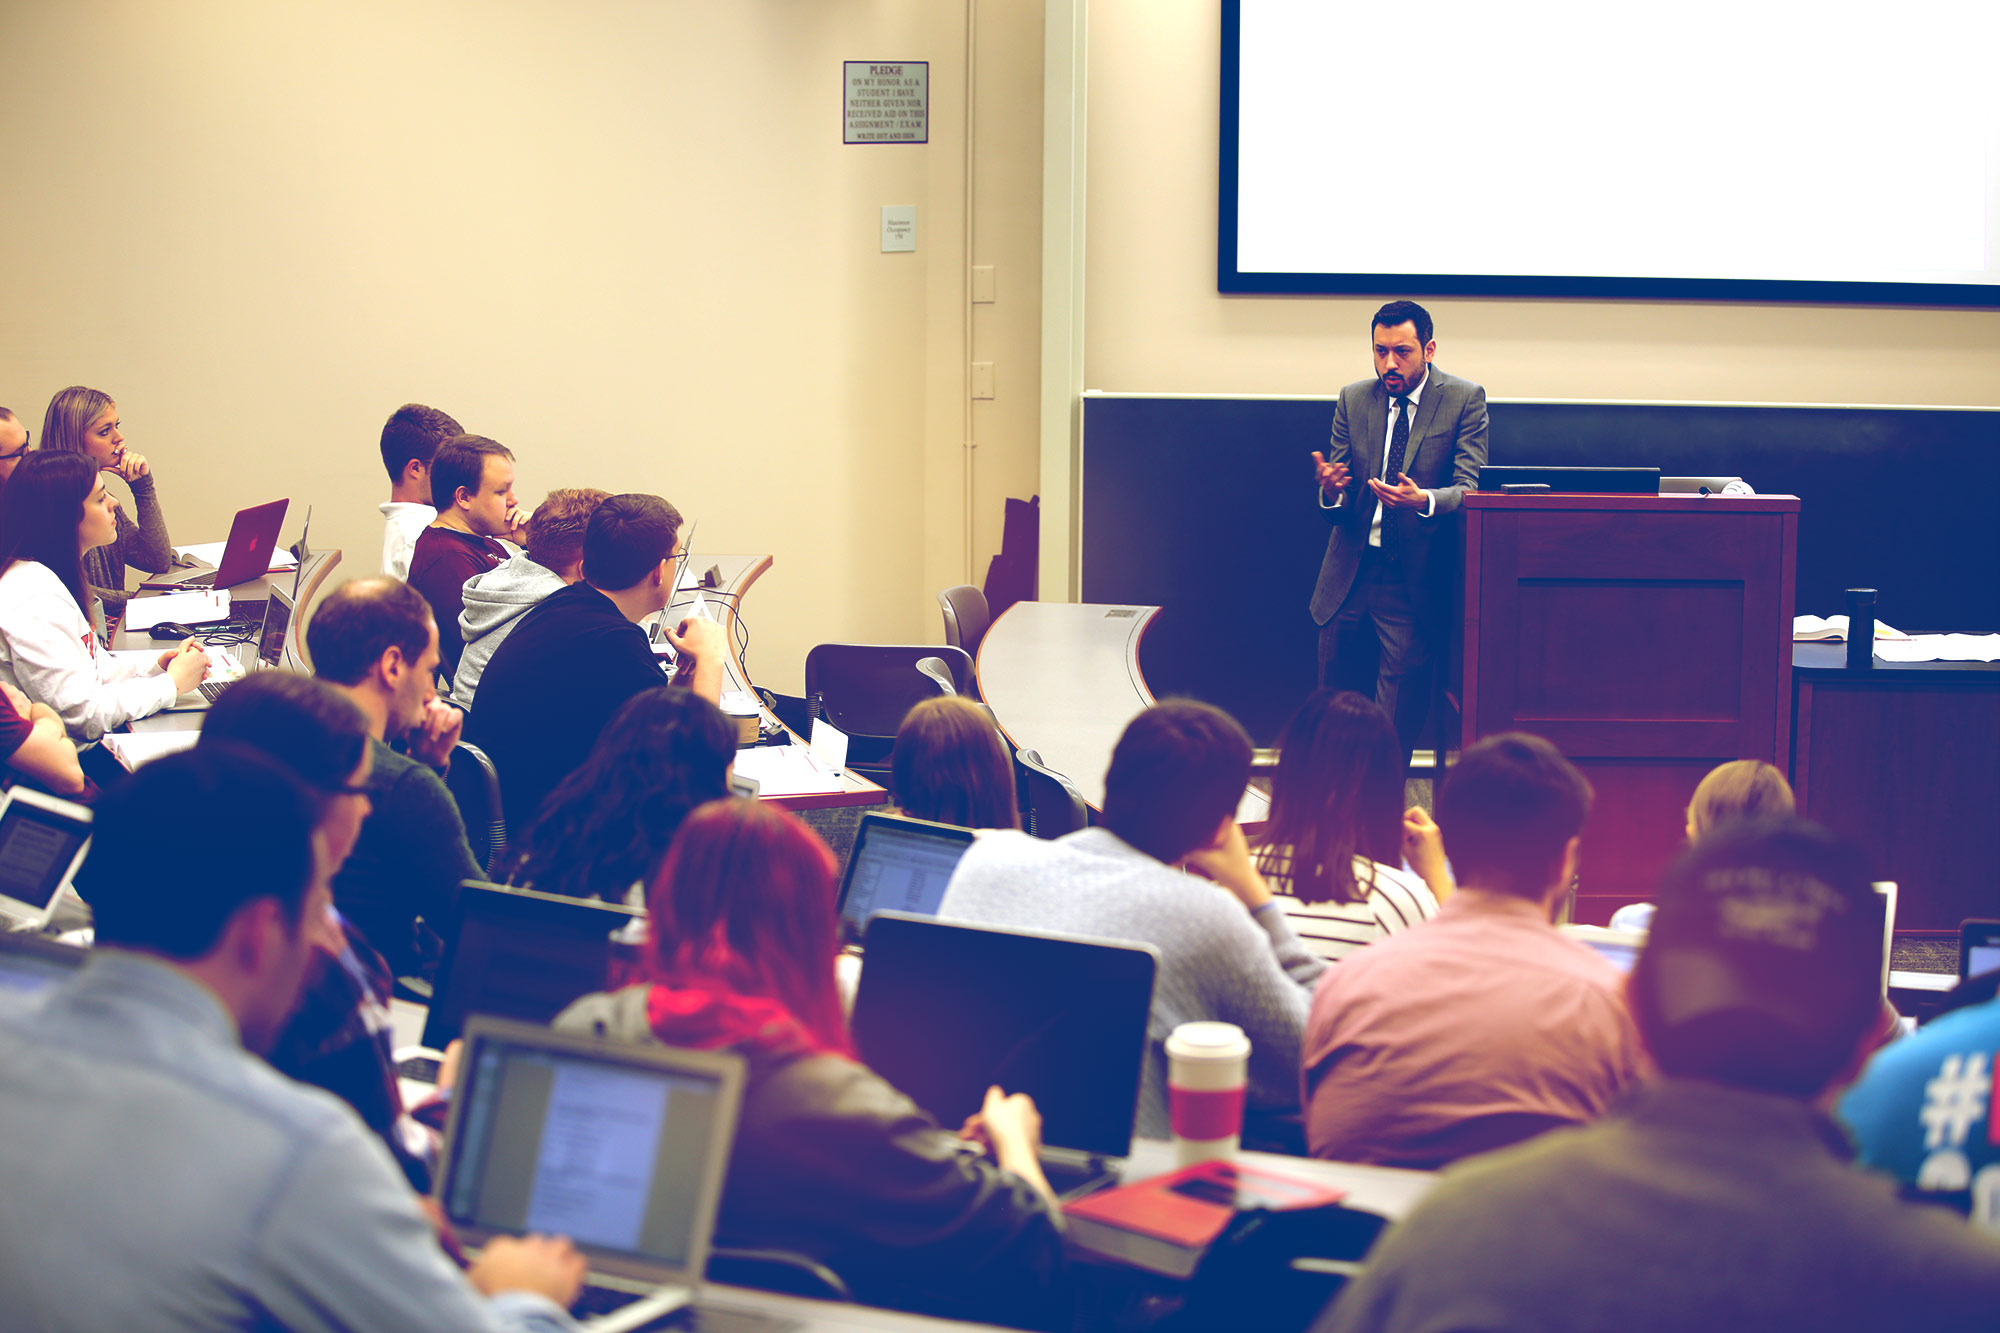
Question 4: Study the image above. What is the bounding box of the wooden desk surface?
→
[977,602,1269,824]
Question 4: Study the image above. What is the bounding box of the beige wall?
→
[2,1,1046,696]
[1083,2,2000,404]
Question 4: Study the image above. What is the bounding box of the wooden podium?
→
[1460,492,1800,922]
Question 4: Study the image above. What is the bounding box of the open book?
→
[1793,615,1908,643]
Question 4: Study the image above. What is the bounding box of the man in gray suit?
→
[1310,301,1488,757]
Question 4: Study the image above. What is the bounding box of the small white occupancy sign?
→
[844,62,928,144]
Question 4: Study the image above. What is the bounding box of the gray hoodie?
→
[450,554,566,706]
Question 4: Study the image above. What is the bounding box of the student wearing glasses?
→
[0,407,30,492]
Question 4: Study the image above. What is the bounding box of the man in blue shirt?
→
[0,746,586,1331]
[1843,978,2000,1235]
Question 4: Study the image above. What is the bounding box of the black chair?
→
[936,584,992,659]
[804,644,974,782]
[1016,748,1090,839]
[442,741,507,875]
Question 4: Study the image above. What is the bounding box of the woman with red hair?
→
[556,798,1067,1327]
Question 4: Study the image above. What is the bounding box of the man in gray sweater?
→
[939,699,1325,1139]
[451,487,608,707]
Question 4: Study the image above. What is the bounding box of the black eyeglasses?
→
[0,431,29,462]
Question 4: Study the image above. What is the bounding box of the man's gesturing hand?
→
[1312,450,1350,499]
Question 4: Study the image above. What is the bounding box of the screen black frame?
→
[1216,1,2000,308]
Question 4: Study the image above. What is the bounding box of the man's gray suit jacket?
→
[1309,367,1490,627]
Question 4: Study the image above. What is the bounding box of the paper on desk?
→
[729,744,849,797]
[99,730,200,771]
[123,589,232,630]
[1872,634,2000,663]
[172,541,297,571]
[809,717,849,773]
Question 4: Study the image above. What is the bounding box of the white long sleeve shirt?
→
[0,561,177,740]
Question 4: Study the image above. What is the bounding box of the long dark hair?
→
[502,687,736,902]
[0,450,96,614]
[1256,689,1404,905]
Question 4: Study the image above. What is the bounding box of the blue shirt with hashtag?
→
[1841,995,2000,1236]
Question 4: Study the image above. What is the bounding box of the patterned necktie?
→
[1381,395,1411,558]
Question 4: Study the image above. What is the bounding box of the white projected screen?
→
[1226,0,2000,299]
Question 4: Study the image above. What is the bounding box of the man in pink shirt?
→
[1303,732,1643,1168]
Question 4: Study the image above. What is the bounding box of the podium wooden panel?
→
[1461,493,1799,921]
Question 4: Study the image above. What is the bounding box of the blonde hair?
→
[40,386,115,458]
[1688,760,1795,839]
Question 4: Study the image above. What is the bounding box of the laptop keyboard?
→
[574,1284,647,1317]
[197,677,236,703]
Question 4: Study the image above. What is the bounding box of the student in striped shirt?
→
[1256,690,1454,960]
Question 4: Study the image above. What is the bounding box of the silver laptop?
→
[435,1015,745,1332]
[0,789,93,932]
[833,812,977,947]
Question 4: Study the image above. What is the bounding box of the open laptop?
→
[160,513,309,710]
[0,790,93,932]
[851,911,1157,1200]
[436,1015,744,1331]
[422,881,644,1049]
[1960,920,2000,983]
[140,498,290,590]
[834,813,977,946]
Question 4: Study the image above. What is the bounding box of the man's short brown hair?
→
[525,488,611,576]
[429,434,513,511]
[378,403,462,483]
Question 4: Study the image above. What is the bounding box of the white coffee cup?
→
[1165,1021,1251,1165]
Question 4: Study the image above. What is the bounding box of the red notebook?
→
[1063,1158,1347,1278]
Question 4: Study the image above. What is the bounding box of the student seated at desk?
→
[1314,820,2000,1333]
[555,798,1066,1329]
[408,434,523,675]
[306,577,484,978]
[0,680,86,797]
[1302,733,1642,1169]
[377,402,462,581]
[41,385,172,624]
[198,669,431,1188]
[500,687,733,904]
[467,492,726,830]
[0,746,587,1331]
[0,452,205,739]
[939,700,1327,1139]
[452,487,609,707]
[891,695,1020,830]
[1610,759,1798,934]
[1256,690,1450,962]
[0,405,29,493]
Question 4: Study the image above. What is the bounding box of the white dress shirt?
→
[1322,370,1438,544]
